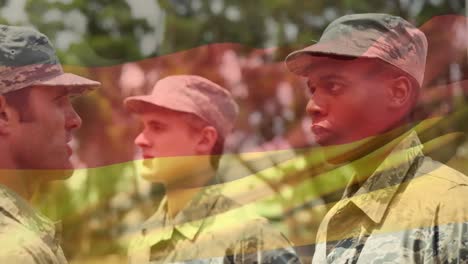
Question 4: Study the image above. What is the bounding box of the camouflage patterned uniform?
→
[284,13,468,263]
[0,25,99,263]
[0,184,67,264]
[128,185,300,264]
[312,131,468,263]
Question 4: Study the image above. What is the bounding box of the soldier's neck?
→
[0,150,37,200]
[166,187,202,219]
[323,123,412,165]
[165,164,216,219]
[0,168,39,201]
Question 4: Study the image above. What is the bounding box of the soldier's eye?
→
[54,95,69,106]
[306,80,316,95]
[322,81,344,94]
[148,122,164,131]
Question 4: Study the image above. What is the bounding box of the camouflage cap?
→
[124,75,239,138]
[285,13,428,86]
[0,25,100,95]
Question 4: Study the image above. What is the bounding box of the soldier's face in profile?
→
[134,108,203,184]
[305,57,399,146]
[8,86,82,178]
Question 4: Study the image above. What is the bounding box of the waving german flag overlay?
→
[3,12,465,263]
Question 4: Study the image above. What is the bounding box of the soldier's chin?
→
[313,131,335,146]
[42,168,75,181]
[140,165,161,182]
[139,160,173,184]
[39,160,75,180]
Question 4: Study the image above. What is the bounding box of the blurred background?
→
[0,0,467,263]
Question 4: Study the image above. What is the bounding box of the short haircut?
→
[3,87,35,122]
[364,58,421,120]
[311,54,421,92]
[366,57,421,91]
[180,113,225,169]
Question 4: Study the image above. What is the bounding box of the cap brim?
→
[35,73,101,94]
[123,96,154,113]
[285,41,372,76]
[124,95,196,116]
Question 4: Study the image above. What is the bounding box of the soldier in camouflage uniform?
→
[0,26,100,263]
[124,75,300,263]
[285,14,468,263]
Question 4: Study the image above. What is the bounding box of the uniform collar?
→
[341,131,424,224]
[0,184,61,251]
[141,185,224,244]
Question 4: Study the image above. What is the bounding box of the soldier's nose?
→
[66,107,82,130]
[135,132,151,148]
[306,98,326,119]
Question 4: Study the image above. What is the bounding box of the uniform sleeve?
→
[0,245,52,264]
[223,218,301,264]
[0,221,62,264]
[433,184,468,263]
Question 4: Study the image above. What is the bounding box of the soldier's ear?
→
[0,96,10,135]
[0,96,19,136]
[195,126,218,155]
[387,76,412,109]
